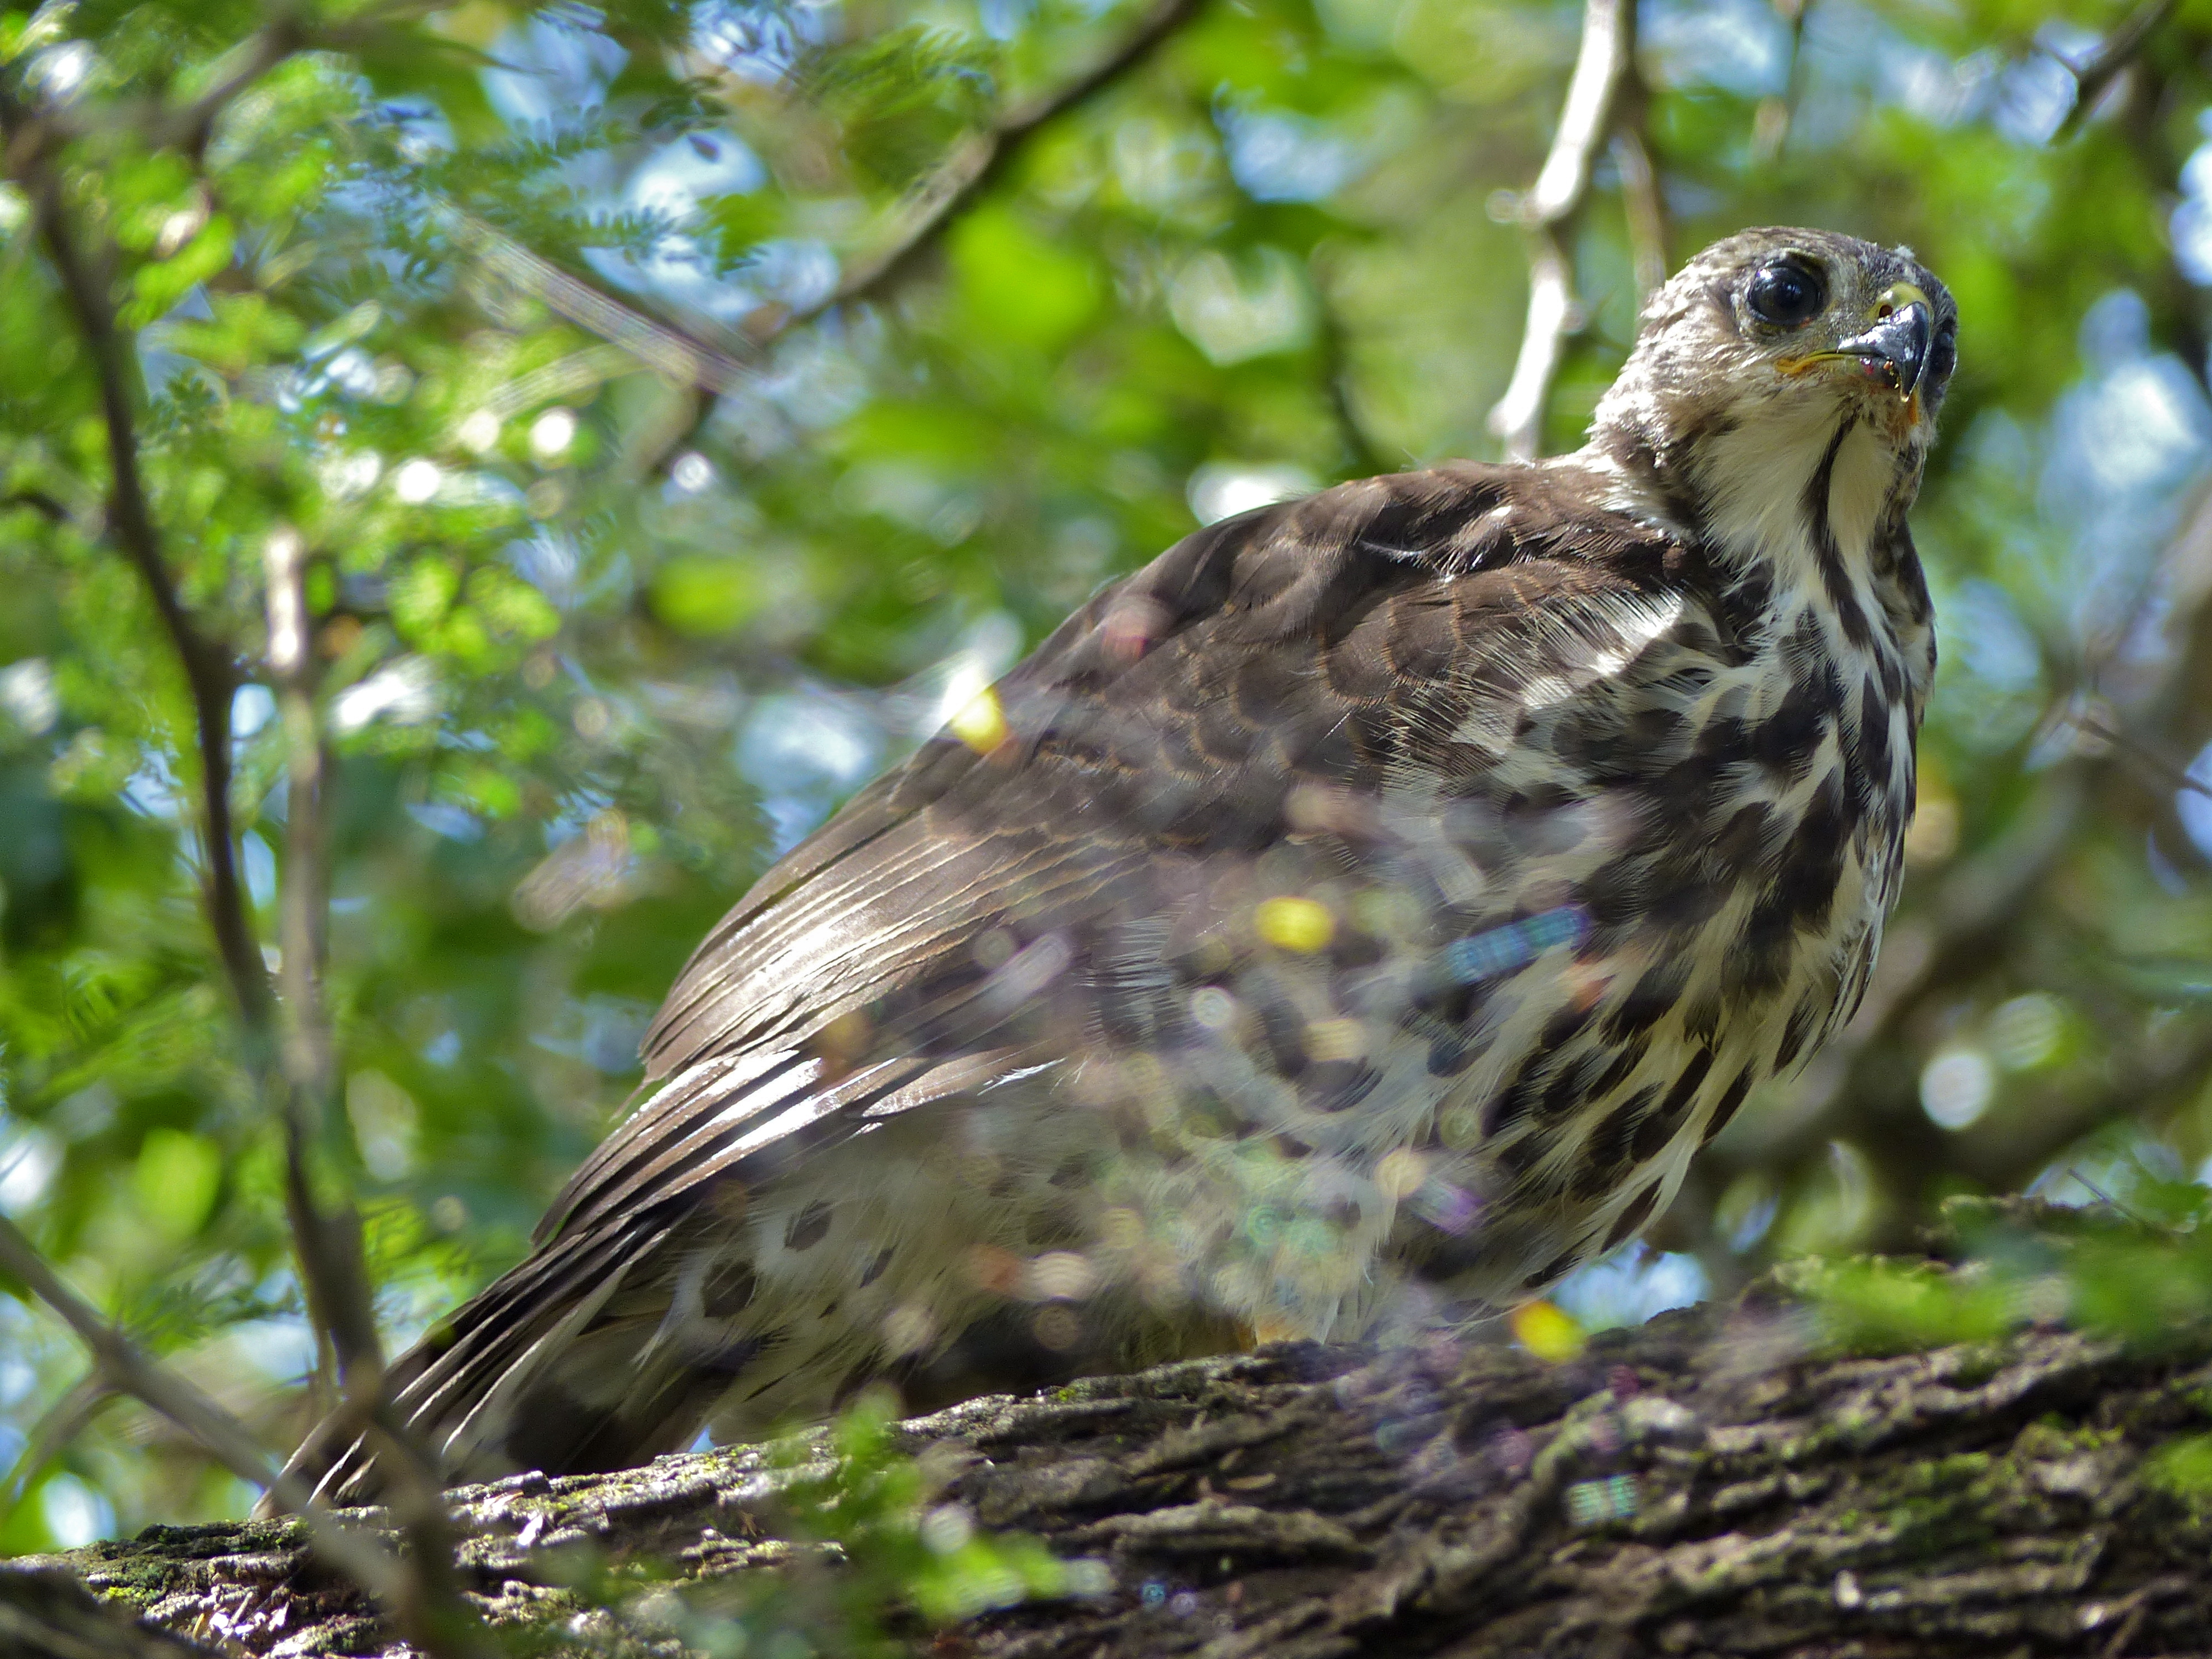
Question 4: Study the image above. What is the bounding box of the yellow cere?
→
[1511,1299,1586,1363]
[948,685,1008,753]
[1255,896,1334,952]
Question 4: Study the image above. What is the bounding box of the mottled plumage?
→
[283,228,1957,1504]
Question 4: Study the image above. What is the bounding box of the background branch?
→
[0,1214,499,1659]
[1612,54,1668,310]
[0,53,487,1659]
[788,0,1204,329]
[263,530,379,1392]
[452,0,1206,476]
[0,1216,403,1611]
[2052,0,2176,139]
[1488,0,1635,461]
[1,100,269,1040]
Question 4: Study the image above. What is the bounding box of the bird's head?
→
[1589,228,1958,534]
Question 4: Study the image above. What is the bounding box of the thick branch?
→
[31,1274,2212,1657]
[1488,0,1634,462]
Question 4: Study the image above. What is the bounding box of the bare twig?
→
[792,0,1203,328]
[264,529,381,1389]
[0,1213,501,1656]
[2051,0,2176,140]
[1312,262,1394,477]
[1,1374,109,1516]
[1752,0,1813,161]
[1611,54,1668,312]
[0,1217,399,1606]
[163,17,305,157]
[1488,0,1635,461]
[443,210,754,395]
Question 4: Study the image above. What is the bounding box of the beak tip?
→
[1836,300,1932,404]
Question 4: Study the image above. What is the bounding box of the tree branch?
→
[0,1214,497,1658]
[448,0,1207,478]
[35,1287,2212,1658]
[788,0,1204,330]
[2052,0,2177,140]
[0,1218,390,1602]
[0,76,393,1412]
[1611,55,1668,311]
[1488,0,1635,462]
[262,529,381,1390]
[2,58,491,1659]
[0,95,270,1042]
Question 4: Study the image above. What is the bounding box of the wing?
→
[540,461,1691,1248]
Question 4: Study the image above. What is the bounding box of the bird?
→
[281,227,1957,1505]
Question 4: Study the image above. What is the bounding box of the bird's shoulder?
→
[730,460,1696,898]
[638,460,1709,1079]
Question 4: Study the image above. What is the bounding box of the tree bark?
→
[14,1270,2212,1658]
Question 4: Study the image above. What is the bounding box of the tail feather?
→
[271,1220,683,1509]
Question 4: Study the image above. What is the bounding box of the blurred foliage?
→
[538,1390,1091,1655]
[0,0,2205,1580]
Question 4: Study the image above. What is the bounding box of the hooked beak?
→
[1827,283,1932,401]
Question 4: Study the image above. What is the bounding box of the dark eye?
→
[1746,260,1827,327]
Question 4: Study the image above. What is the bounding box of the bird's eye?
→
[1746,260,1827,327]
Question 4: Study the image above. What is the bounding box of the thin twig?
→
[1752,0,1813,162]
[265,529,382,1389]
[1611,60,1668,312]
[1488,0,1635,461]
[0,488,73,523]
[792,0,1203,328]
[163,16,305,158]
[0,1217,400,1608]
[0,1213,500,1655]
[442,208,754,394]
[2,83,388,1408]
[1,1374,110,1515]
[2071,707,2212,801]
[2052,0,2176,140]
[1312,265,1394,477]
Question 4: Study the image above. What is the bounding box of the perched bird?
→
[285,227,1956,1503]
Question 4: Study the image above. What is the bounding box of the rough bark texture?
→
[17,1275,2212,1658]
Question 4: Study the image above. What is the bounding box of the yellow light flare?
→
[1511,1299,1585,1363]
[1375,1146,1428,1201]
[1304,1017,1366,1062]
[1256,896,1333,952]
[948,685,1008,753]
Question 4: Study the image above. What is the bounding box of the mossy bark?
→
[16,1277,2212,1657]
